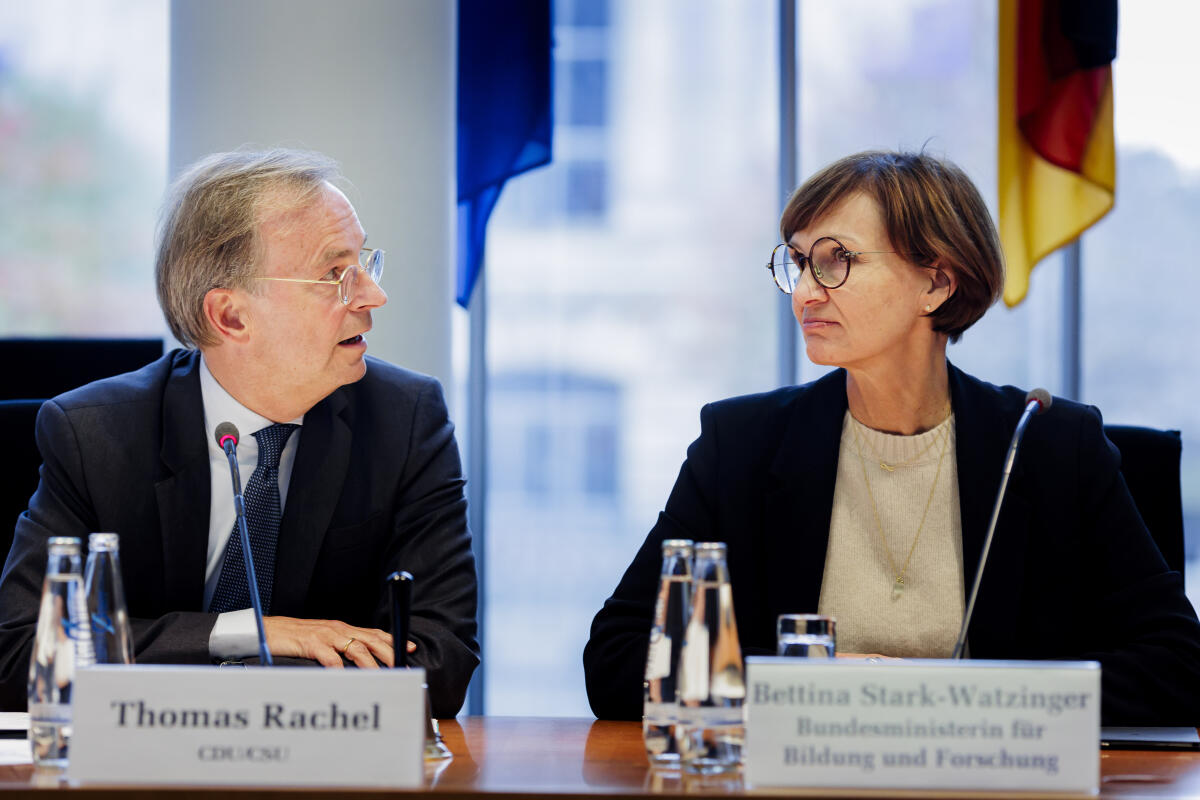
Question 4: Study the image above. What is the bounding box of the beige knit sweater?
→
[817,411,965,657]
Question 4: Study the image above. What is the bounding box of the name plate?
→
[745,658,1099,795]
[68,665,425,788]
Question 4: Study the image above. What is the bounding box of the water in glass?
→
[776,613,836,658]
[777,633,835,657]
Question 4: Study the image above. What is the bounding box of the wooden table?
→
[2,717,1199,798]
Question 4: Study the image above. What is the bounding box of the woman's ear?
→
[924,265,956,313]
[926,267,955,304]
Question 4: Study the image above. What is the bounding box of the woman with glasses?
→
[583,150,1200,726]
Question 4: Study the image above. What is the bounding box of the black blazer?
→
[583,364,1200,725]
[0,349,478,716]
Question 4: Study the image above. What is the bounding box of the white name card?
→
[68,665,425,788]
[745,658,1099,795]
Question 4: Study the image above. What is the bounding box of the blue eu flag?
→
[456,0,553,307]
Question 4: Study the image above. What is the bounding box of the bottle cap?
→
[46,536,82,554]
[88,532,120,551]
[661,538,694,556]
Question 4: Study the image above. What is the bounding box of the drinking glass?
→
[776,614,835,658]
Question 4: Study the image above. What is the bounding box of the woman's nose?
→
[792,263,828,306]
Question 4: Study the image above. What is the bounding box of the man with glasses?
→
[0,149,478,717]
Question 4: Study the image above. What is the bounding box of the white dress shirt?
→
[199,355,304,659]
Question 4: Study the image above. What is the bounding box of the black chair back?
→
[1105,424,1185,577]
[0,337,162,401]
[0,337,163,565]
[1,399,45,569]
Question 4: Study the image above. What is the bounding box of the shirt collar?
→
[198,354,304,452]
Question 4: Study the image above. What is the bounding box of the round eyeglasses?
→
[259,248,385,305]
[767,238,896,293]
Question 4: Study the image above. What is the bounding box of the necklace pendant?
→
[892,578,904,600]
[879,461,895,472]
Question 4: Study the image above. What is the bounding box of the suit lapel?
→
[155,351,211,612]
[763,369,848,616]
[272,387,353,615]
[949,363,1030,656]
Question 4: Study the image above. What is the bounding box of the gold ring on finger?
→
[341,637,356,653]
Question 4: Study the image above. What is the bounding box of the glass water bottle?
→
[643,539,693,767]
[84,533,134,665]
[27,537,95,770]
[677,542,745,775]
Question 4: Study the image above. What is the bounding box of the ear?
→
[202,288,251,343]
[923,265,956,313]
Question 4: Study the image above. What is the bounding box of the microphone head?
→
[1025,388,1052,414]
[214,421,240,450]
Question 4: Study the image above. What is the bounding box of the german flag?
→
[998,0,1117,307]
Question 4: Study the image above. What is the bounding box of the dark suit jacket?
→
[0,349,478,717]
[583,364,1200,725]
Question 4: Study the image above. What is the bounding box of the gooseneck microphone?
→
[951,389,1052,659]
[214,422,273,666]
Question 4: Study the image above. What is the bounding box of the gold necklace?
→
[853,406,952,471]
[852,419,951,600]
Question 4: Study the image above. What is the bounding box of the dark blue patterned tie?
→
[209,423,299,614]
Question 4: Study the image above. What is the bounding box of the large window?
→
[482,0,777,715]
[1084,3,1200,599]
[0,1,168,338]
[477,0,1200,716]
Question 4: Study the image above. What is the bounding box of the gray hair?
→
[155,148,342,348]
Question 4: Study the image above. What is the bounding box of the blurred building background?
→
[1,0,1197,716]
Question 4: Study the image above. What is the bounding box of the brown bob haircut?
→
[779,150,1003,343]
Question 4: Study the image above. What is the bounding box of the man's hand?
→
[263,616,417,668]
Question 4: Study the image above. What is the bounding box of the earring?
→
[924,304,932,313]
